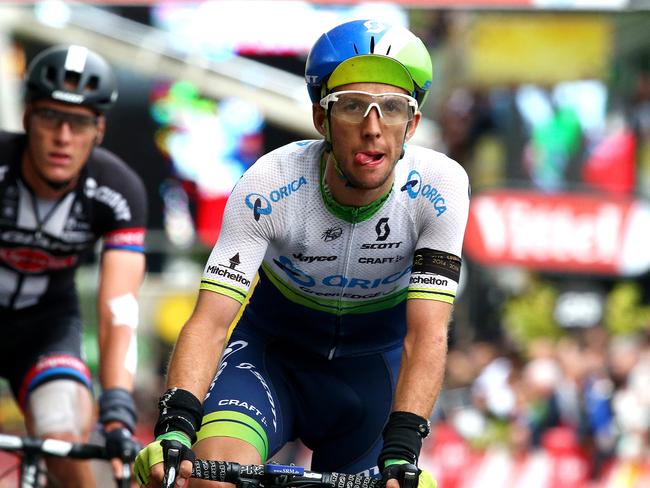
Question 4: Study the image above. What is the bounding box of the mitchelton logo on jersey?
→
[464,189,650,276]
[206,253,251,286]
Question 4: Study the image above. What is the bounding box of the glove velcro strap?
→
[154,388,203,445]
[156,431,192,448]
[99,387,137,433]
[378,411,430,470]
[384,459,410,467]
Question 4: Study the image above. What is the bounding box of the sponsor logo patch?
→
[206,253,250,286]
[401,169,447,217]
[245,176,307,221]
[292,253,337,263]
[375,217,390,241]
[104,228,145,248]
[84,177,132,221]
[360,242,402,249]
[0,247,77,273]
[274,255,411,291]
[322,226,343,242]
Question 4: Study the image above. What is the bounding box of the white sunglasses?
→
[319,90,418,125]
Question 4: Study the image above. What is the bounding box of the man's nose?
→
[53,121,74,142]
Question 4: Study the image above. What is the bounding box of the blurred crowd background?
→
[1,1,650,486]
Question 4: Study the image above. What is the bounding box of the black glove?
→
[104,427,140,462]
[377,411,431,471]
[381,462,420,488]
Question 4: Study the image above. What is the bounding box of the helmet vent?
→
[64,70,81,90]
[85,75,99,92]
[370,36,375,53]
[45,66,57,84]
[353,44,359,54]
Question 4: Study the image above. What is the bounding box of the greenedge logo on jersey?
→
[273,255,412,298]
[245,176,308,221]
[400,170,447,217]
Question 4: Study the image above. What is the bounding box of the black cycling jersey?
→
[0,131,147,313]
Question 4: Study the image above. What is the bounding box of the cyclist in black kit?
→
[0,45,147,486]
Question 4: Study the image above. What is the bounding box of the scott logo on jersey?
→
[375,217,390,241]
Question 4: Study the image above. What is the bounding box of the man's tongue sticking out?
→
[354,152,384,166]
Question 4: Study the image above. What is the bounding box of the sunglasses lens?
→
[33,108,97,133]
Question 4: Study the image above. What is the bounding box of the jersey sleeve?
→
[200,168,274,304]
[96,151,148,253]
[408,157,470,304]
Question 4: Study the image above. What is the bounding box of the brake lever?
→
[162,446,181,488]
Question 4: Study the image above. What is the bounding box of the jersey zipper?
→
[8,275,26,309]
[328,207,360,360]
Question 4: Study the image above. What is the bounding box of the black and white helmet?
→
[25,44,118,113]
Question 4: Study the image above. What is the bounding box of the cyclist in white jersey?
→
[136,19,470,488]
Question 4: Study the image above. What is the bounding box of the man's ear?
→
[23,106,32,132]
[405,111,422,142]
[312,104,327,137]
[95,115,106,145]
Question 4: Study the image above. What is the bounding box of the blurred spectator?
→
[471,343,515,420]
[437,88,496,170]
[518,357,562,448]
[612,335,650,464]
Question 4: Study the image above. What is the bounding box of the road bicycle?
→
[0,432,135,488]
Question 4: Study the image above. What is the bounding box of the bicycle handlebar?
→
[0,432,137,488]
[0,433,108,460]
[190,460,382,488]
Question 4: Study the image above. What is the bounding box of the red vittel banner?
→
[464,189,650,276]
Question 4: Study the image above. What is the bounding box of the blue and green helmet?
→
[305,19,433,108]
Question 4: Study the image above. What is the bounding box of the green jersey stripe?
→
[200,278,248,302]
[197,411,268,461]
[407,288,455,304]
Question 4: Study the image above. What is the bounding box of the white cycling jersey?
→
[201,139,469,357]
